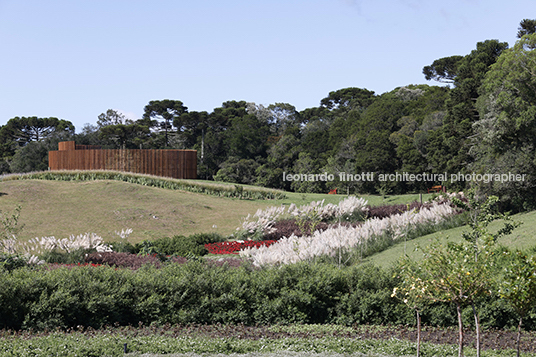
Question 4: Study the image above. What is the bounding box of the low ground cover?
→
[0,324,534,357]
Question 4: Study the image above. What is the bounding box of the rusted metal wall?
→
[49,141,197,179]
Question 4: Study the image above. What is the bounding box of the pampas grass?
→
[240,203,457,266]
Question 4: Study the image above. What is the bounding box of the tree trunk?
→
[517,316,523,357]
[471,302,480,357]
[416,309,421,357]
[457,303,464,357]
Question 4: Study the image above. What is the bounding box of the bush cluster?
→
[0,261,531,331]
[135,232,224,257]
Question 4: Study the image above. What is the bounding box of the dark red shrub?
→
[366,201,433,219]
[262,219,329,241]
[85,252,162,269]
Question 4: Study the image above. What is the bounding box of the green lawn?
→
[366,210,536,268]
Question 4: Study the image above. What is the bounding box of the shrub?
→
[40,248,92,265]
[136,232,225,257]
[1,260,536,331]
[262,219,330,241]
[107,240,137,253]
[0,254,29,271]
[366,201,431,219]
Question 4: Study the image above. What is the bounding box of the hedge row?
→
[0,171,287,200]
[0,262,528,331]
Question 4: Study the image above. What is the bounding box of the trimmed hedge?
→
[0,262,529,331]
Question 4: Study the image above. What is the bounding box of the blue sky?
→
[0,0,531,132]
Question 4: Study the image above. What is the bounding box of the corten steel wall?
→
[49,141,197,179]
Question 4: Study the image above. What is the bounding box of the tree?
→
[320,87,375,111]
[423,55,463,83]
[175,111,210,149]
[9,132,72,173]
[0,117,75,174]
[393,257,429,357]
[452,192,520,357]
[425,40,508,181]
[213,157,261,185]
[142,100,188,147]
[323,137,361,195]
[97,109,131,128]
[406,194,520,357]
[452,191,520,259]
[498,250,536,357]
[416,240,492,357]
[196,101,249,179]
[98,121,150,149]
[472,34,536,210]
[290,152,325,193]
[0,116,74,145]
[267,102,301,134]
[351,94,405,193]
[517,18,536,38]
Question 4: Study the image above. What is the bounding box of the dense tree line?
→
[1,20,535,211]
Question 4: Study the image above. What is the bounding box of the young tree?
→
[415,240,493,357]
[452,191,520,259]
[393,257,429,357]
[498,250,536,357]
[408,193,520,357]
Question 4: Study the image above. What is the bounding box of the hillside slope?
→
[0,180,275,243]
[366,210,536,268]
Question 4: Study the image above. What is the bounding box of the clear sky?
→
[0,0,531,132]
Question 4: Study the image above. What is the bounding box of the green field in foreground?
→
[0,332,532,357]
[0,178,434,243]
[366,210,536,268]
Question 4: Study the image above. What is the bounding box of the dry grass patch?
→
[0,180,276,243]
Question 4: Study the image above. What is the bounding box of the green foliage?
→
[517,18,536,38]
[423,55,464,83]
[499,250,536,319]
[213,157,261,185]
[472,33,536,211]
[453,191,522,251]
[1,255,536,332]
[0,331,485,357]
[136,232,224,257]
[39,248,90,265]
[0,205,23,243]
[143,99,188,148]
[427,39,508,182]
[0,254,28,272]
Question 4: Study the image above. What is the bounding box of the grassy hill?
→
[366,210,536,268]
[0,180,266,243]
[0,177,435,243]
